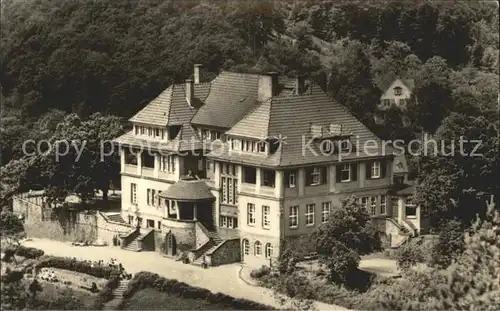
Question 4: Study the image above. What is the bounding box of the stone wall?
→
[208,238,241,266]
[14,195,97,242]
[96,213,133,246]
[169,227,195,252]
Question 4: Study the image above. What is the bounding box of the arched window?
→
[242,239,250,255]
[265,243,273,258]
[254,241,262,256]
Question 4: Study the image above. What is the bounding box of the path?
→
[22,238,348,310]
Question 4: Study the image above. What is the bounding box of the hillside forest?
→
[1,0,499,228]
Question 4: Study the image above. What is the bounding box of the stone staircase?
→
[191,230,223,267]
[122,230,148,252]
[105,213,127,224]
[103,279,129,310]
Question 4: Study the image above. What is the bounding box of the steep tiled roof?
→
[401,79,415,91]
[225,99,272,139]
[378,76,415,93]
[159,176,215,202]
[129,86,173,126]
[208,84,392,167]
[168,83,211,126]
[129,82,210,127]
[191,71,262,129]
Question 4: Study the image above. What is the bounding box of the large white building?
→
[113,65,424,267]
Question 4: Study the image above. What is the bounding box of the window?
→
[128,215,134,224]
[243,239,250,255]
[262,206,271,228]
[265,243,273,258]
[341,164,351,182]
[221,216,227,227]
[258,142,266,153]
[255,241,262,256]
[286,171,296,188]
[398,98,407,106]
[307,167,326,186]
[243,166,256,184]
[161,155,175,173]
[221,175,237,205]
[202,129,210,140]
[147,219,154,228]
[289,206,298,228]
[155,128,160,137]
[262,169,275,187]
[380,196,387,215]
[406,197,417,217]
[137,217,143,227]
[371,161,381,178]
[227,217,234,228]
[130,183,137,204]
[321,202,331,223]
[370,197,377,216]
[311,168,321,185]
[158,221,162,230]
[382,99,391,106]
[247,203,256,225]
[393,86,403,96]
[157,191,162,207]
[140,126,145,135]
[134,126,139,135]
[305,204,315,226]
[361,197,369,210]
[340,140,351,151]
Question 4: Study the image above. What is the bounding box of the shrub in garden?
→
[122,271,273,310]
[250,265,271,279]
[396,244,425,271]
[431,218,464,268]
[37,256,119,279]
[323,240,360,285]
[277,249,297,276]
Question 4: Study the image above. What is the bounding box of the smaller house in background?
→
[378,77,415,110]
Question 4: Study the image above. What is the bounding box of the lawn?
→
[25,281,99,310]
[121,288,236,310]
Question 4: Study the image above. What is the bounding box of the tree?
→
[0,267,27,310]
[327,39,380,125]
[429,195,500,310]
[323,240,360,285]
[417,113,499,226]
[311,196,381,257]
[431,219,465,268]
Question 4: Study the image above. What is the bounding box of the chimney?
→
[258,72,279,101]
[194,64,202,84]
[185,79,194,107]
[295,75,305,95]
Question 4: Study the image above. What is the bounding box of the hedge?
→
[37,256,120,279]
[3,245,45,260]
[120,271,274,310]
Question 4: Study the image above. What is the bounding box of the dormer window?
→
[311,124,323,137]
[393,87,403,96]
[340,140,351,151]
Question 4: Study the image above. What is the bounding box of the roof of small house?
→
[378,76,415,93]
[159,176,215,202]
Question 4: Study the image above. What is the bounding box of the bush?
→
[396,245,425,271]
[277,249,297,276]
[3,246,45,261]
[431,219,464,268]
[250,265,271,279]
[14,246,45,259]
[324,241,360,285]
[37,256,120,279]
[123,271,273,310]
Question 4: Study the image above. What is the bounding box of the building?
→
[378,77,415,110]
[113,65,424,267]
